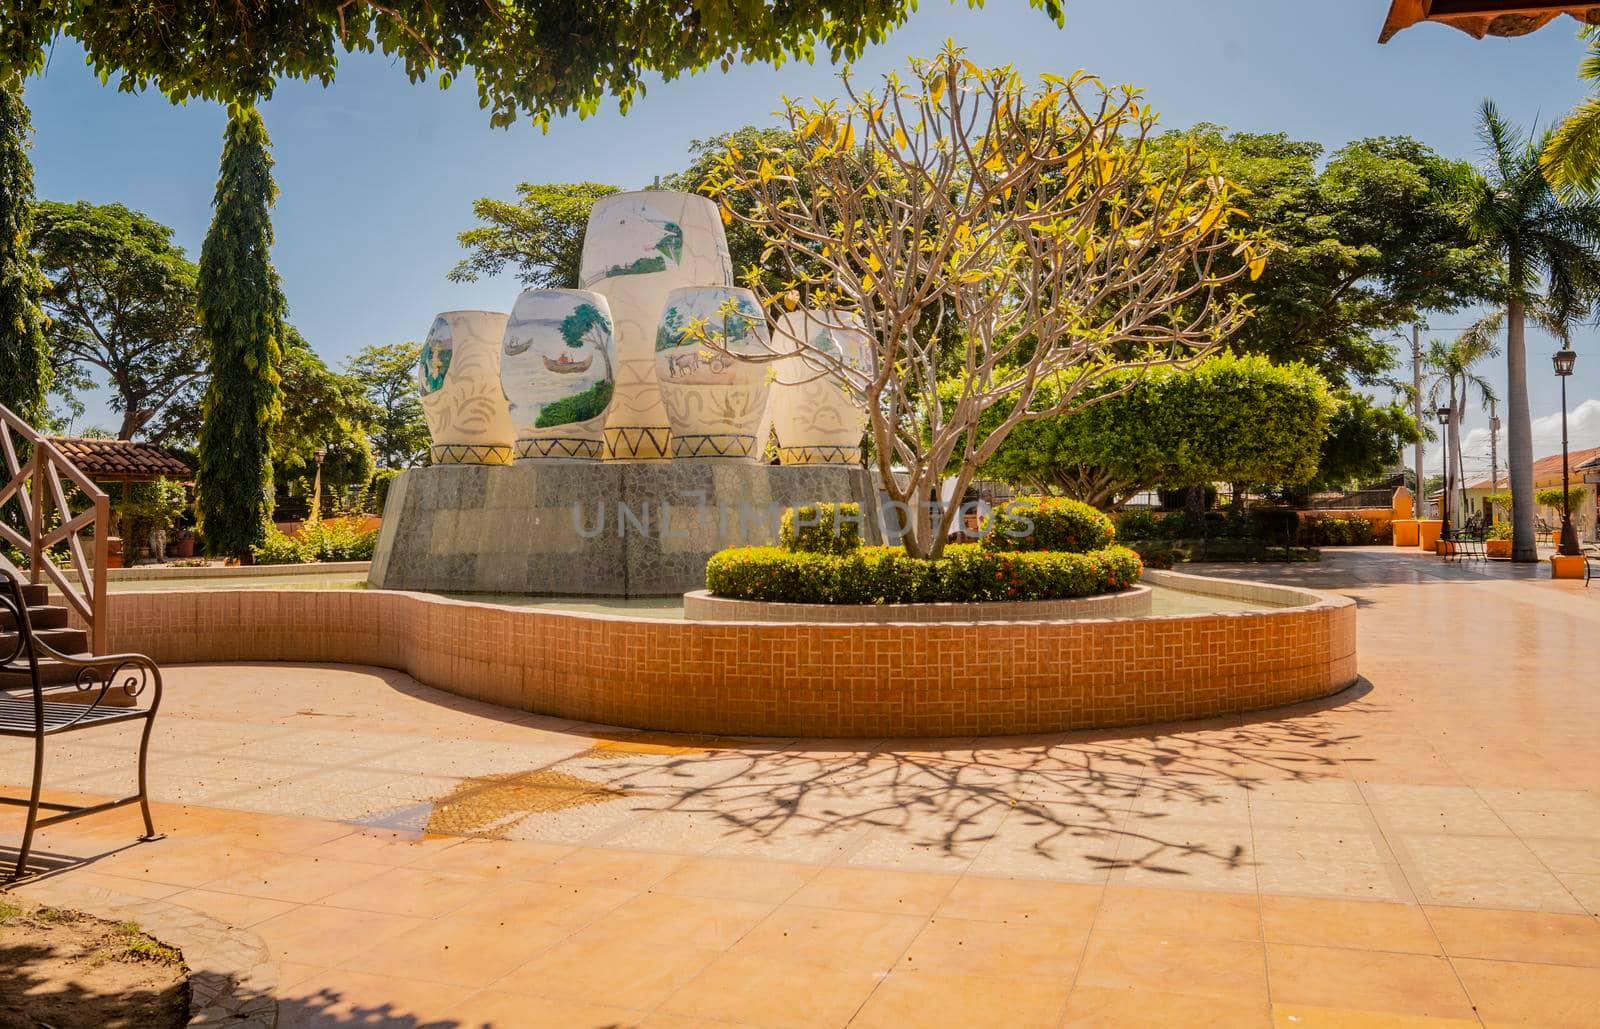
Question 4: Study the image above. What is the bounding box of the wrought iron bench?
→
[1441,526,1486,563]
[1,566,161,879]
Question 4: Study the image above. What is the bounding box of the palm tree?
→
[1424,328,1499,528]
[1544,26,1600,197]
[1462,102,1600,561]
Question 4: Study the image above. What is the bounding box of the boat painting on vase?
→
[417,310,514,465]
[580,191,734,462]
[501,289,616,461]
[768,310,873,465]
[655,285,772,460]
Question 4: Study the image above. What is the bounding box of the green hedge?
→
[988,497,1114,553]
[780,503,863,555]
[705,543,1142,605]
[1298,515,1377,546]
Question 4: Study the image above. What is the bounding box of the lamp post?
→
[311,447,327,524]
[1553,345,1580,556]
[1436,405,1453,541]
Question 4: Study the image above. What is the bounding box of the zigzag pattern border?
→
[431,443,513,466]
[672,433,758,460]
[516,437,604,461]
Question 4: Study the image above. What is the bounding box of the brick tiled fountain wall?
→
[87,569,1356,737]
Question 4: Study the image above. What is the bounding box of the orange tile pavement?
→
[2,548,1598,1027]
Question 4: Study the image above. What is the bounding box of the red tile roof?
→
[49,437,192,482]
[1465,446,1600,490]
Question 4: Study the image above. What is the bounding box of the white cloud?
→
[1449,396,1600,482]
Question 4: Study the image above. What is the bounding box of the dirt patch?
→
[0,896,188,1029]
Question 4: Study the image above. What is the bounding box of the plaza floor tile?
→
[851,971,1071,1029]
[1424,905,1600,966]
[1452,956,1600,1027]
[1258,895,1440,954]
[656,952,881,1028]
[1263,944,1476,1021]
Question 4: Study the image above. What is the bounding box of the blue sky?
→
[20,0,1600,475]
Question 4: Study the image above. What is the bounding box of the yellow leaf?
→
[867,253,882,273]
[1248,255,1266,280]
[892,126,908,149]
[719,204,733,226]
[862,273,875,290]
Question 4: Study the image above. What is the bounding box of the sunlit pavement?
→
[4,547,1598,1026]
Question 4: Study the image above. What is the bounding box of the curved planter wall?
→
[91,569,1356,738]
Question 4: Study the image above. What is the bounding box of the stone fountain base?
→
[368,462,879,597]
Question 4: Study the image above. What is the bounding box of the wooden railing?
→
[0,403,108,654]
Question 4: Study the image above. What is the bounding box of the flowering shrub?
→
[706,543,1142,604]
[779,503,863,555]
[987,496,1114,553]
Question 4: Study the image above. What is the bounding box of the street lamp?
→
[1436,405,1453,541]
[1553,345,1580,557]
[311,447,328,524]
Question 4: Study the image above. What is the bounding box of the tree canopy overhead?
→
[0,1,1063,127]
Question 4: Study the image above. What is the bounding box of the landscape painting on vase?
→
[502,289,617,437]
[655,287,767,386]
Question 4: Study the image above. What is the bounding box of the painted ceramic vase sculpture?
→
[579,191,734,461]
[501,289,616,461]
[655,285,772,461]
[417,310,513,465]
[767,310,873,465]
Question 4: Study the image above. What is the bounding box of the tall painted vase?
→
[768,310,873,465]
[501,289,616,461]
[579,190,733,461]
[417,310,513,465]
[655,286,772,461]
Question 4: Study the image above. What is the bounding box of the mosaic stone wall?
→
[368,462,880,596]
[90,571,1358,738]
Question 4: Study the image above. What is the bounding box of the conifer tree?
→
[0,81,52,423]
[194,105,285,560]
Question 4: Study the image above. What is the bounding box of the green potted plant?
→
[1486,520,1513,558]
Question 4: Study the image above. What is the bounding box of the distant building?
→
[1455,446,1600,541]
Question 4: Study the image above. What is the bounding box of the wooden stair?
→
[1,578,97,691]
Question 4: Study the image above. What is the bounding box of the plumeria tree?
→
[705,46,1265,557]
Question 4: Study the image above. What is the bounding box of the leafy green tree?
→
[194,106,287,561]
[0,83,51,424]
[1314,393,1420,491]
[450,182,618,287]
[271,327,377,493]
[0,2,1067,127]
[979,354,1336,508]
[1462,101,1600,561]
[1154,126,1495,386]
[347,341,428,468]
[30,200,205,440]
